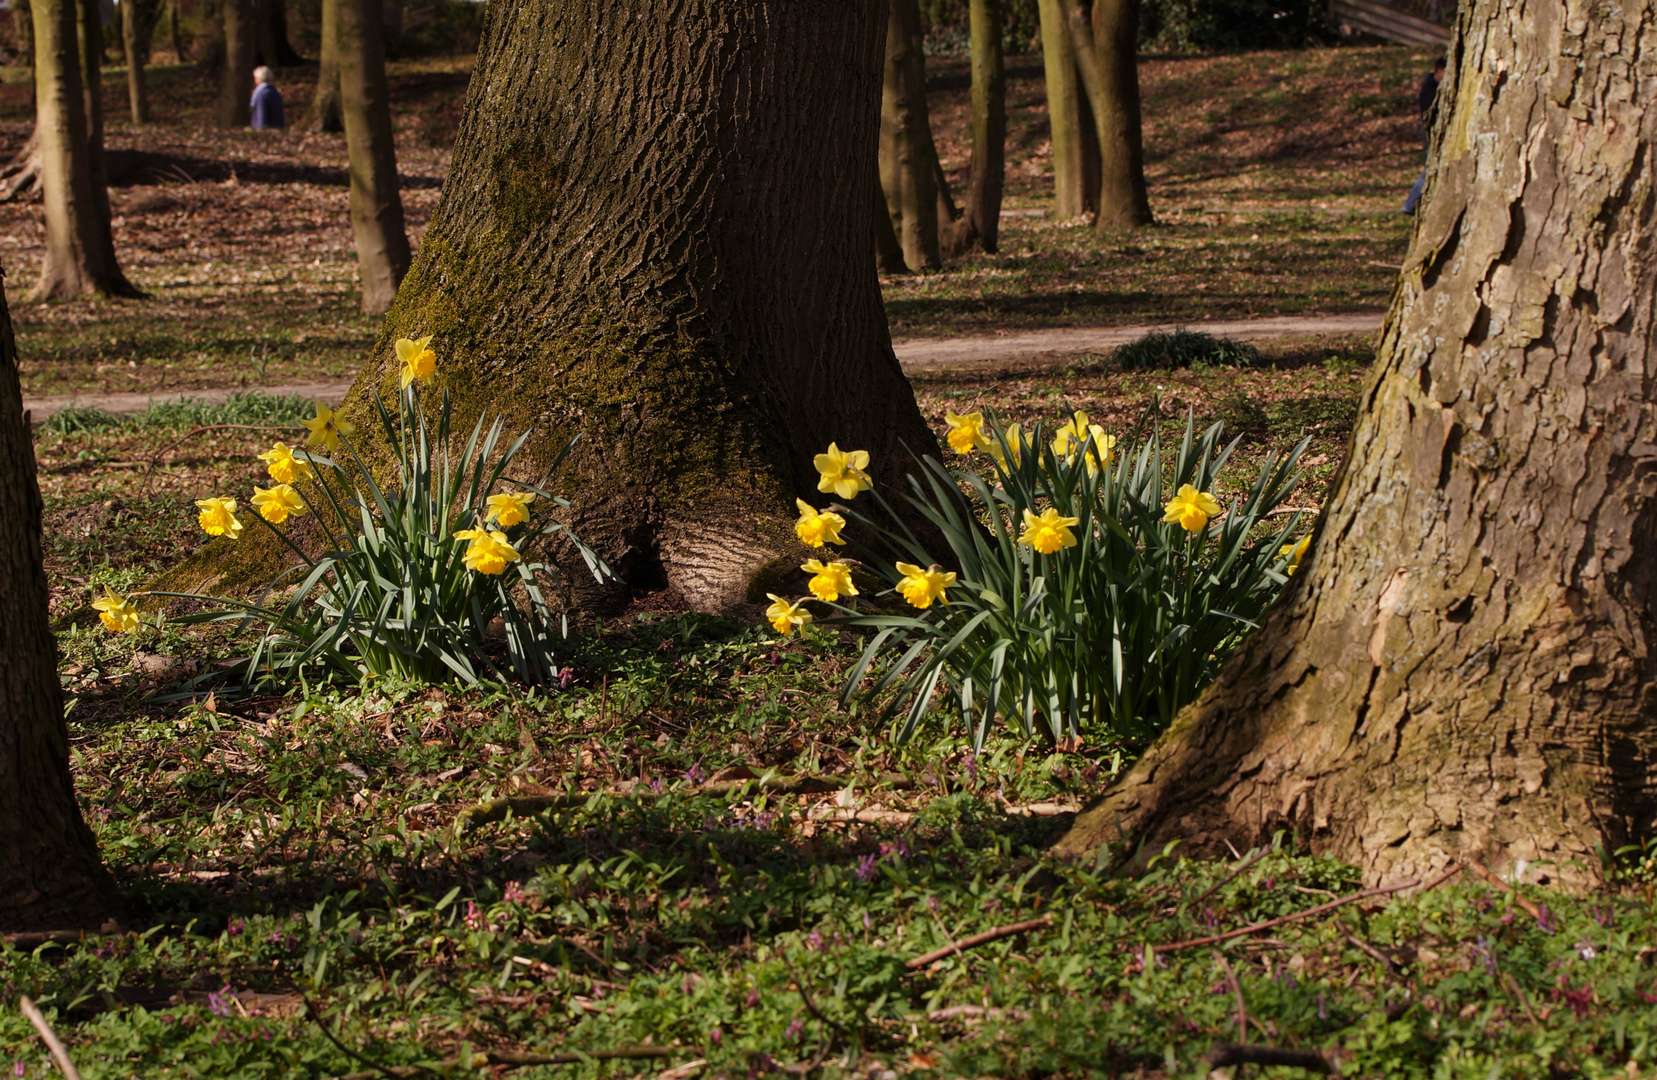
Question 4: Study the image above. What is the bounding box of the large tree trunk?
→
[122,0,150,123]
[31,0,137,299]
[879,0,940,271]
[875,179,908,274]
[336,0,408,314]
[1056,2,1657,887]
[252,0,301,67]
[1036,0,1098,219]
[317,0,930,614]
[216,0,253,126]
[304,0,343,133]
[0,277,124,932]
[961,0,1005,253]
[1059,0,1151,229]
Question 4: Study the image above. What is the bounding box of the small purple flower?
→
[1317,991,1326,1020]
[464,900,487,931]
[1536,903,1557,935]
[854,853,879,883]
[710,1027,722,1045]
[926,895,939,911]
[1470,935,1497,975]
[1576,940,1597,960]
[685,762,708,786]
[805,931,822,951]
[863,912,871,932]
[961,751,977,781]
[650,777,664,794]
[504,881,527,905]
[558,667,575,689]
[206,984,234,1017]
[786,1018,805,1041]
[746,987,761,1008]
[16,1059,27,1077]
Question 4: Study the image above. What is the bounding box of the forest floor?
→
[10,42,1657,1080]
[0,43,1430,401]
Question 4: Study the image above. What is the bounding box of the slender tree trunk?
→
[875,178,908,274]
[75,0,139,295]
[1036,0,1097,219]
[336,0,408,314]
[879,0,940,271]
[122,0,150,123]
[31,0,137,298]
[1057,1,1657,887]
[168,0,183,62]
[305,0,343,132]
[217,0,253,126]
[12,0,35,59]
[1059,0,1150,229]
[962,0,1006,252]
[0,277,125,932]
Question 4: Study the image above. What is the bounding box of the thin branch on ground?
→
[20,996,84,1080]
[1206,1041,1337,1075]
[1215,952,1248,1045]
[906,915,1055,971]
[1180,848,1268,912]
[1467,861,1544,918]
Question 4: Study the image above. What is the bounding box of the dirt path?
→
[21,312,1384,421]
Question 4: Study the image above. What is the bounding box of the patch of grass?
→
[1112,327,1262,370]
[42,392,317,436]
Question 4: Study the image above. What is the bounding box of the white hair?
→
[253,66,274,84]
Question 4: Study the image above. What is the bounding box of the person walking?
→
[250,66,286,130]
[1402,57,1445,216]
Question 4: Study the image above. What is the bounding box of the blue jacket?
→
[251,83,285,130]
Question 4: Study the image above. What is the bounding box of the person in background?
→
[1402,57,1446,216]
[250,66,286,131]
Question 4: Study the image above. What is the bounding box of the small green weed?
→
[1112,328,1262,371]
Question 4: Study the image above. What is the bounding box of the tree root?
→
[0,130,42,203]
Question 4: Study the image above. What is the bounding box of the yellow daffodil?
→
[301,402,354,453]
[987,422,1027,471]
[258,442,315,484]
[802,558,857,603]
[92,589,141,634]
[252,484,307,524]
[1280,536,1311,574]
[1163,484,1223,533]
[895,562,956,609]
[453,528,520,575]
[814,442,872,500]
[396,335,437,389]
[944,411,992,455]
[1051,410,1116,472]
[765,593,813,636]
[794,499,847,547]
[1019,507,1081,555]
[484,491,534,528]
[194,496,243,539]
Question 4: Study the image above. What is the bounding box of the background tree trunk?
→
[216,0,252,126]
[252,0,300,67]
[30,0,135,298]
[122,0,150,123]
[1056,1,1657,887]
[1036,0,1098,219]
[961,0,1005,253]
[12,0,34,61]
[76,0,140,296]
[875,179,908,274]
[336,0,408,314]
[305,0,343,132]
[1059,0,1151,229]
[0,274,124,932]
[168,0,184,62]
[319,0,934,614]
[0,130,42,204]
[879,0,940,271]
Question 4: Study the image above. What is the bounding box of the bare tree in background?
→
[1060,0,1151,229]
[216,0,253,126]
[122,0,151,123]
[878,0,939,270]
[337,0,409,313]
[304,0,344,132]
[1036,0,1098,218]
[960,0,1006,252]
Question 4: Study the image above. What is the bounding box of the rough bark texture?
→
[0,273,124,932]
[31,0,136,299]
[1056,0,1657,887]
[217,0,253,127]
[0,130,42,204]
[305,0,344,133]
[337,0,409,314]
[122,0,150,123]
[1060,0,1151,229]
[1036,0,1098,219]
[879,0,941,271]
[962,0,1006,253]
[316,0,935,614]
[875,179,908,274]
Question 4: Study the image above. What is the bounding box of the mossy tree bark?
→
[304,0,343,133]
[122,0,150,123]
[1036,0,1098,219]
[216,0,253,127]
[879,0,941,271]
[0,276,124,932]
[1059,0,1150,230]
[961,0,1006,253]
[1056,1,1657,886]
[31,0,139,299]
[337,0,408,314]
[328,0,934,613]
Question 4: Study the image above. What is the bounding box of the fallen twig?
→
[1206,1041,1337,1075]
[1151,863,1465,956]
[1181,848,1269,912]
[20,996,84,1080]
[925,1004,1029,1023]
[1335,919,1402,973]
[1215,953,1247,1045]
[2,929,93,951]
[1467,861,1543,918]
[906,915,1054,971]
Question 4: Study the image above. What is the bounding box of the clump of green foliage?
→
[42,392,317,436]
[1112,327,1262,370]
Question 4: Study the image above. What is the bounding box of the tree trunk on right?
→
[878,0,940,271]
[336,0,409,314]
[1036,0,1098,219]
[0,278,124,932]
[217,0,253,126]
[1060,0,1151,229]
[305,0,344,133]
[1055,1,1657,886]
